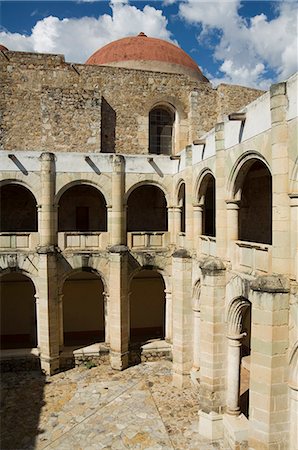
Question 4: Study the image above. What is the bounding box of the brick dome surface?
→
[86,33,207,82]
[0,44,9,51]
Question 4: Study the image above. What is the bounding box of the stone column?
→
[226,200,239,263]
[226,335,244,415]
[172,249,192,387]
[192,298,201,370]
[58,293,64,351]
[39,152,56,248]
[165,290,172,343]
[215,122,227,259]
[34,293,41,351]
[37,249,60,375]
[289,384,298,450]
[289,194,298,280]
[193,203,203,254]
[103,291,110,345]
[270,82,290,275]
[37,152,59,375]
[109,245,129,370]
[111,155,125,246]
[198,256,226,440]
[249,274,290,449]
[171,206,181,246]
[185,146,193,250]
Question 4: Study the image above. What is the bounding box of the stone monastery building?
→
[0,33,297,449]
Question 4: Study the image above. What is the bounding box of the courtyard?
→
[1,361,224,450]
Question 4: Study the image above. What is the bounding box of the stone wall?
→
[1,50,263,154]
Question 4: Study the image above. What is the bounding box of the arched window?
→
[58,185,107,232]
[127,185,168,232]
[0,184,37,232]
[238,161,272,244]
[178,183,186,233]
[149,106,174,155]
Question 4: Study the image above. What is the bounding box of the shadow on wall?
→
[101,97,116,153]
[0,366,46,450]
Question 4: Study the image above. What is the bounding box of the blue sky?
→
[0,1,297,88]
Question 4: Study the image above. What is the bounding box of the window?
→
[149,107,174,155]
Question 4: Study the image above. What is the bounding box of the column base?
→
[223,413,249,449]
[198,410,223,440]
[110,351,129,371]
[40,355,60,375]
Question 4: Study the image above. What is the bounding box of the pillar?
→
[226,200,239,263]
[103,291,110,345]
[289,194,298,280]
[249,274,290,449]
[109,245,129,370]
[193,203,203,255]
[37,152,59,375]
[270,82,290,274]
[58,293,64,351]
[192,299,201,370]
[215,122,227,259]
[39,152,56,248]
[171,206,181,246]
[226,335,243,415]
[198,256,226,440]
[111,155,125,246]
[165,289,172,343]
[172,249,192,387]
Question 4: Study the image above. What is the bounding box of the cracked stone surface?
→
[1,361,223,449]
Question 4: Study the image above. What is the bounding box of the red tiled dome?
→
[86,33,207,82]
[0,44,9,51]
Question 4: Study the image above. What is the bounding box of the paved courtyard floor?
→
[1,361,224,450]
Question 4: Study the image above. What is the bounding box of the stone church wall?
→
[1,51,263,155]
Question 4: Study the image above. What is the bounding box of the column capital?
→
[250,274,290,293]
[199,256,225,274]
[225,199,240,210]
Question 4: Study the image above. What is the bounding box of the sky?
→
[0,0,297,89]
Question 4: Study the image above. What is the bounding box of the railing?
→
[199,235,216,256]
[127,232,170,250]
[0,232,39,250]
[235,240,272,273]
[58,232,109,251]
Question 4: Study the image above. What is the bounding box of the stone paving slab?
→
[1,361,223,450]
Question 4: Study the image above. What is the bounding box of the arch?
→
[0,272,37,349]
[149,103,175,155]
[196,170,216,237]
[129,268,166,342]
[0,183,38,232]
[58,184,107,232]
[289,342,298,389]
[62,270,105,346]
[125,180,169,205]
[234,158,272,244]
[195,168,215,203]
[127,184,168,232]
[58,266,108,297]
[226,297,251,337]
[177,181,186,233]
[227,151,271,200]
[145,96,186,120]
[55,179,109,206]
[192,279,201,311]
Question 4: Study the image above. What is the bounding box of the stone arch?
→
[145,95,187,120]
[61,268,106,346]
[126,183,168,232]
[58,265,109,298]
[0,182,38,232]
[125,180,169,205]
[227,151,271,201]
[57,183,107,232]
[176,179,186,233]
[196,169,216,237]
[0,271,38,349]
[0,178,40,204]
[129,267,166,342]
[55,179,109,206]
[227,297,251,337]
[289,342,298,389]
[195,168,215,203]
[192,278,201,312]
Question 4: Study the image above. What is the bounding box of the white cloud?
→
[0,1,174,63]
[179,0,298,88]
